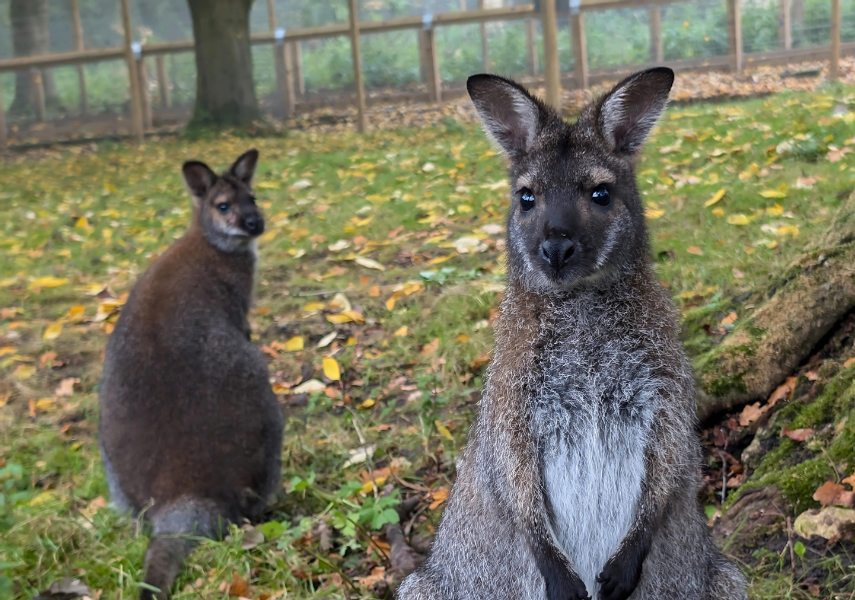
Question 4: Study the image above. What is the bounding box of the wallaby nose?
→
[540,237,575,270]
[243,215,264,236]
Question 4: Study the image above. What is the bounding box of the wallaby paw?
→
[596,553,643,600]
[543,569,591,600]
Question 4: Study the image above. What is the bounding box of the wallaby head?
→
[467,68,674,294]
[182,149,264,254]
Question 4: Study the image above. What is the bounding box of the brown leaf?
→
[844,357,855,368]
[687,246,703,255]
[40,351,57,368]
[814,481,847,507]
[55,377,80,397]
[228,572,251,598]
[842,473,855,488]
[738,402,769,427]
[768,376,797,406]
[781,426,813,442]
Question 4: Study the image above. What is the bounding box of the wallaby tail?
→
[139,497,224,600]
[140,536,193,600]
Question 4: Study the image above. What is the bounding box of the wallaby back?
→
[398,70,747,600]
[98,150,283,600]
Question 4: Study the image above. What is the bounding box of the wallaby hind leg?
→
[141,497,224,600]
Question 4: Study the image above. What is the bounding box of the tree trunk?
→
[187,0,260,129]
[694,192,855,420]
[9,0,61,115]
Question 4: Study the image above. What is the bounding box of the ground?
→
[3,79,855,600]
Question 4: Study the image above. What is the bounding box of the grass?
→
[3,83,855,598]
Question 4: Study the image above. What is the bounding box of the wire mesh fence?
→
[0,0,850,147]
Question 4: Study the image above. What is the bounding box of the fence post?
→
[422,17,442,104]
[156,55,171,108]
[0,84,7,149]
[31,69,47,122]
[542,0,561,110]
[727,0,743,73]
[120,0,145,143]
[137,56,153,128]
[479,0,489,71]
[649,5,664,63]
[268,0,295,119]
[831,0,841,81]
[778,0,791,50]
[348,0,367,133]
[570,7,589,89]
[292,41,305,96]
[526,18,539,75]
[70,0,88,116]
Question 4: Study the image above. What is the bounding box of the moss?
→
[791,367,855,429]
[749,457,834,512]
[702,370,748,397]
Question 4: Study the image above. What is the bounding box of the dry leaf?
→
[291,379,325,394]
[814,481,846,507]
[781,426,813,442]
[720,312,737,325]
[429,487,449,510]
[394,326,408,337]
[355,257,386,271]
[228,572,251,598]
[43,321,63,341]
[738,402,769,427]
[323,357,341,381]
[687,246,703,255]
[704,188,726,207]
[284,336,304,352]
[56,377,79,397]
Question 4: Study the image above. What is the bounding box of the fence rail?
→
[0,0,848,148]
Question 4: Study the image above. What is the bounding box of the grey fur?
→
[398,70,747,600]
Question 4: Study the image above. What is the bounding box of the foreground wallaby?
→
[398,70,747,600]
[98,150,284,600]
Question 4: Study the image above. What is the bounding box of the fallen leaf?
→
[291,379,325,394]
[781,426,813,442]
[323,357,341,381]
[359,398,375,409]
[394,326,408,337]
[844,357,855,368]
[228,572,251,598]
[704,188,726,207]
[687,246,703,255]
[738,402,769,427]
[727,213,750,225]
[284,336,304,352]
[343,444,377,468]
[56,377,80,397]
[768,376,798,406]
[355,257,386,271]
[435,420,453,441]
[317,331,337,348]
[814,481,847,507]
[759,189,787,198]
[40,351,57,367]
[28,276,68,290]
[720,312,737,325]
[429,487,449,510]
[369,286,380,297]
[14,364,36,380]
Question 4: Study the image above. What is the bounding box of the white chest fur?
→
[542,412,647,598]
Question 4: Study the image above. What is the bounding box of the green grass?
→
[3,84,855,598]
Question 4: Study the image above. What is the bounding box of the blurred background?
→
[1,0,854,145]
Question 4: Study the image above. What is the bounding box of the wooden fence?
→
[0,0,849,148]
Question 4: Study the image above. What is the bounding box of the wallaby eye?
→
[520,187,535,212]
[217,202,230,213]
[591,185,611,207]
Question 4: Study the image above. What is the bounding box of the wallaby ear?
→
[596,67,674,158]
[467,74,544,158]
[230,149,259,186]
[182,161,218,202]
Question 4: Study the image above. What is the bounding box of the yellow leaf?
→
[386,292,402,311]
[35,398,55,411]
[455,334,469,343]
[257,181,280,189]
[457,204,473,213]
[776,225,800,237]
[429,487,449,510]
[284,336,304,352]
[687,246,703,255]
[0,347,15,356]
[765,203,784,216]
[68,305,85,321]
[326,313,353,324]
[14,364,36,380]
[720,312,738,325]
[394,326,408,337]
[727,214,750,225]
[323,357,341,381]
[29,491,55,506]
[644,203,665,219]
[759,189,787,199]
[28,277,68,290]
[302,302,325,312]
[435,420,453,441]
[341,310,365,324]
[428,254,454,265]
[358,398,375,409]
[704,188,726,207]
[712,208,725,216]
[361,477,388,493]
[43,322,63,341]
[75,217,89,228]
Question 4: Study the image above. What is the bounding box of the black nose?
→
[540,237,575,270]
[243,215,263,235]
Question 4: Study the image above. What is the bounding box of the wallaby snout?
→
[540,234,575,272]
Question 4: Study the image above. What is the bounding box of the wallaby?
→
[98,149,284,600]
[398,69,747,600]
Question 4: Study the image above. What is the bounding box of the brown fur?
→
[98,150,283,600]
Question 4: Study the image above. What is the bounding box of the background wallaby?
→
[398,70,747,600]
[98,150,284,600]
